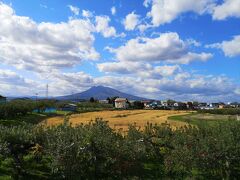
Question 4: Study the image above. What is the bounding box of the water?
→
[33,107,57,113]
[44,108,57,113]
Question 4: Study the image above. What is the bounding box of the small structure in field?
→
[0,95,6,104]
[60,103,78,112]
[115,98,129,109]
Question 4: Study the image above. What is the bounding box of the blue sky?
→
[0,0,240,102]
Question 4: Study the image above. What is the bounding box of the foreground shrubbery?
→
[198,108,240,115]
[0,118,240,179]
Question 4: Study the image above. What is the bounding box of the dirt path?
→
[43,110,190,131]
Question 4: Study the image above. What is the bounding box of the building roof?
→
[68,103,77,107]
[115,98,127,102]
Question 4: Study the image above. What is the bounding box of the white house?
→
[115,98,129,109]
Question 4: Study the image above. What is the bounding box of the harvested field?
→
[43,110,190,131]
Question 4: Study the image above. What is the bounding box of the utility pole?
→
[46,84,49,99]
[35,93,38,102]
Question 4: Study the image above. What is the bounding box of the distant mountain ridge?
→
[57,86,147,101]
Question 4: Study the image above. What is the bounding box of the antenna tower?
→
[46,84,49,99]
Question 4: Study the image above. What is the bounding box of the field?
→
[169,112,238,126]
[44,110,190,131]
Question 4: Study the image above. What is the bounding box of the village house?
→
[228,102,240,108]
[173,102,187,110]
[0,95,6,104]
[115,98,129,109]
[141,100,153,108]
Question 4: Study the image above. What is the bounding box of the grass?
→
[44,110,190,131]
[168,112,238,127]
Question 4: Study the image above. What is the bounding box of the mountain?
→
[56,86,148,101]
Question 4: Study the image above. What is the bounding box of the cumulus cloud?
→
[108,32,212,64]
[111,6,116,15]
[212,0,240,20]
[95,73,240,102]
[68,5,80,16]
[235,88,240,95]
[145,0,214,26]
[123,12,140,31]
[0,2,99,73]
[98,62,151,75]
[82,10,93,18]
[206,35,240,57]
[144,0,240,27]
[0,70,31,86]
[95,16,117,37]
[0,69,43,96]
[97,61,180,78]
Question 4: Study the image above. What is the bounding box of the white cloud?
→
[40,4,48,9]
[0,2,99,73]
[95,16,117,37]
[153,65,181,77]
[143,0,152,7]
[109,32,212,64]
[235,88,240,95]
[212,0,240,20]
[0,70,31,86]
[146,0,214,26]
[97,61,180,78]
[94,73,240,102]
[144,0,240,27]
[82,10,93,18]
[186,39,201,47]
[98,62,150,75]
[207,35,240,57]
[123,12,140,31]
[68,5,80,16]
[111,6,116,15]
[0,69,43,96]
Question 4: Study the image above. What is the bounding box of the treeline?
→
[198,108,240,115]
[0,119,240,179]
[0,100,56,119]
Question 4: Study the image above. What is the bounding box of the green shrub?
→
[0,118,240,179]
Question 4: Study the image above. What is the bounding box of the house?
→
[209,103,219,109]
[229,102,239,108]
[186,102,194,109]
[161,100,169,107]
[0,95,6,104]
[218,102,226,109]
[141,100,153,109]
[219,104,225,109]
[115,98,129,109]
[60,103,78,112]
[173,102,187,110]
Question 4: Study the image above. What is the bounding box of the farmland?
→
[1,101,240,179]
[169,112,238,127]
[44,110,190,131]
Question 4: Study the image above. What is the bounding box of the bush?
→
[0,100,57,119]
[0,119,240,179]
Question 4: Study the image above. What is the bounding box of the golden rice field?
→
[44,110,190,131]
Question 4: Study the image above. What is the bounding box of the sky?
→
[0,0,240,102]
